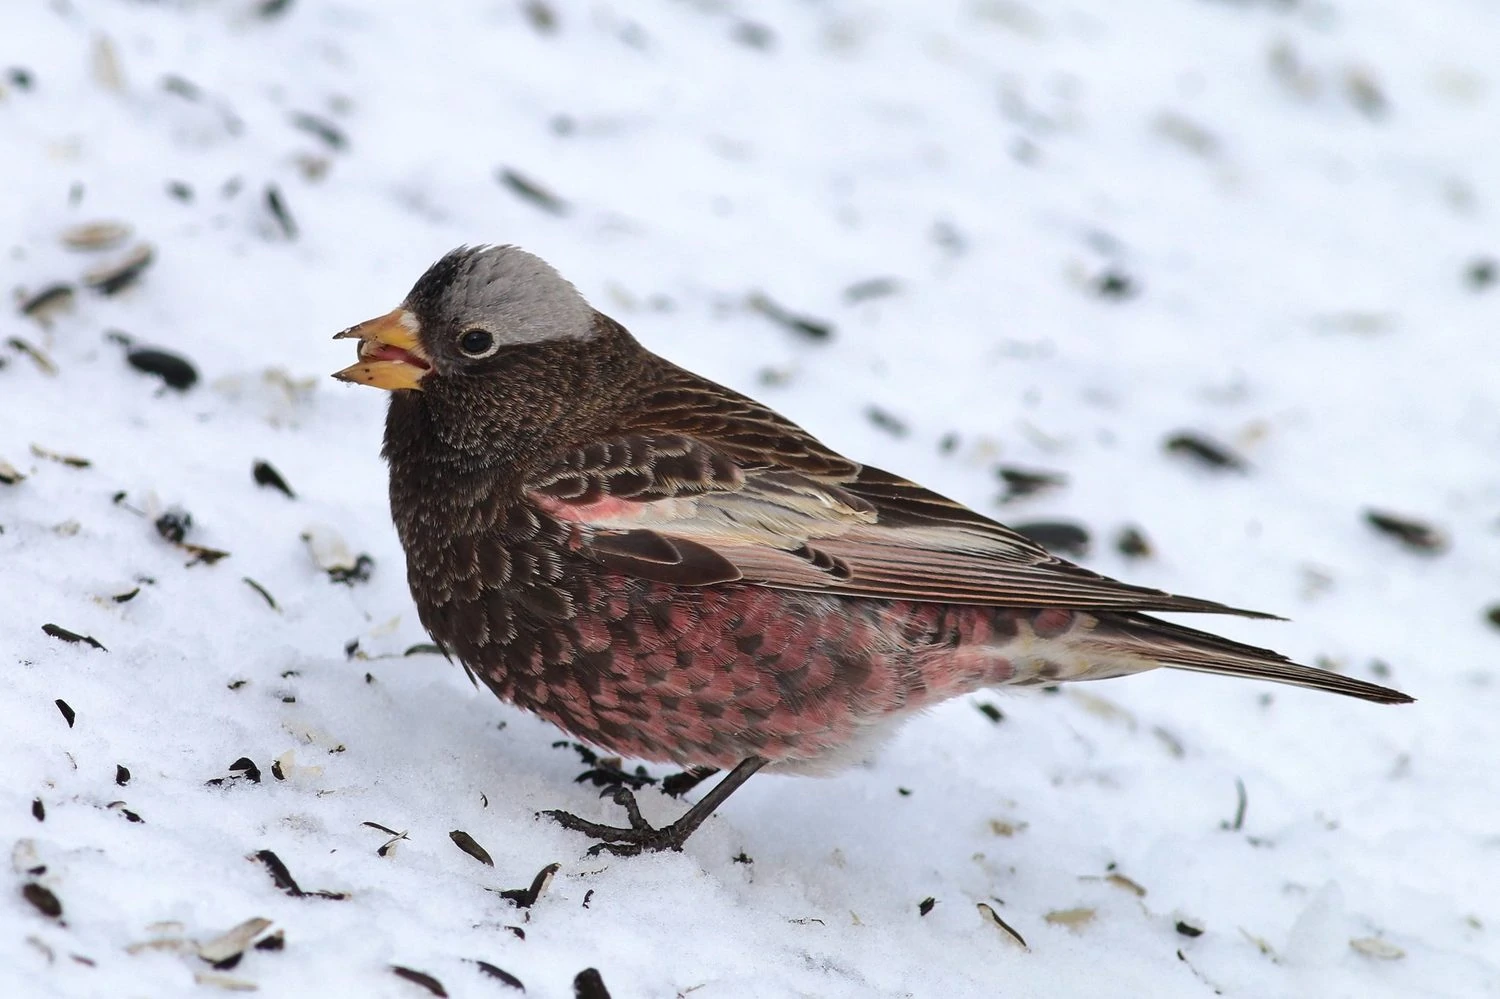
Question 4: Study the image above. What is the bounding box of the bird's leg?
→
[543,756,766,856]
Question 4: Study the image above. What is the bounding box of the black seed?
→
[1485,605,1500,631]
[161,74,201,100]
[115,765,130,786]
[258,0,294,18]
[918,897,936,916]
[20,283,74,318]
[166,180,194,202]
[290,112,346,150]
[117,806,143,823]
[1011,520,1090,557]
[242,577,278,610]
[403,643,442,656]
[1116,525,1152,558]
[255,930,285,951]
[865,406,909,437]
[1164,432,1246,472]
[1093,269,1138,299]
[522,0,556,33]
[1466,257,1495,291]
[112,587,140,603]
[155,509,192,543]
[504,926,525,940]
[473,961,524,990]
[85,245,154,295]
[732,851,753,864]
[128,347,198,390]
[228,679,248,690]
[449,830,494,867]
[897,787,911,797]
[976,702,1004,724]
[573,968,611,999]
[997,466,1066,502]
[747,291,833,341]
[497,863,560,909]
[182,543,231,566]
[8,67,34,90]
[230,757,263,784]
[252,850,303,895]
[265,185,297,239]
[32,798,44,821]
[55,699,76,727]
[43,624,107,651]
[1176,919,1205,938]
[252,460,295,498]
[843,276,901,303]
[391,966,447,997]
[23,883,62,919]
[1364,510,1446,554]
[271,759,286,781]
[732,20,775,49]
[938,433,959,454]
[498,168,570,215]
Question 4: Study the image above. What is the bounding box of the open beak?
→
[332,307,432,391]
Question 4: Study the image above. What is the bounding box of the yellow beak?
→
[332,307,432,391]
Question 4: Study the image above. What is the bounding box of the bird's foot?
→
[541,787,687,857]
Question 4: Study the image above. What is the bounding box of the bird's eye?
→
[458,328,497,358]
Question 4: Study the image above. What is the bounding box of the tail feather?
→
[1097,613,1414,705]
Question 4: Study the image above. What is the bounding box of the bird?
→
[333,244,1412,856]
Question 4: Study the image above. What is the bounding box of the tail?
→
[1090,612,1413,704]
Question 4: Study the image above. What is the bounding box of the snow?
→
[2,0,1497,996]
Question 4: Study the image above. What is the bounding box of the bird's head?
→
[332,244,595,391]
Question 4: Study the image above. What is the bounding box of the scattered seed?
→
[8,337,58,374]
[166,180,194,202]
[258,0,294,18]
[521,0,557,34]
[30,444,90,468]
[498,168,570,215]
[977,903,1028,949]
[1012,520,1090,557]
[1116,525,1152,558]
[252,459,295,497]
[155,509,193,544]
[0,458,24,484]
[918,897,936,916]
[1105,873,1147,897]
[23,883,62,919]
[265,185,297,239]
[251,850,300,895]
[1152,725,1185,758]
[1176,919,1205,938]
[404,643,443,656]
[290,111,346,150]
[1350,936,1405,960]
[242,577,278,610]
[660,767,716,798]
[1221,777,1248,832]
[198,917,273,968]
[127,347,199,389]
[32,798,45,821]
[303,527,375,583]
[1092,269,1138,299]
[1466,257,1495,291]
[1164,432,1246,471]
[998,466,1066,502]
[84,244,154,295]
[1484,605,1500,631]
[116,765,131,786]
[392,965,447,997]
[497,863,560,909]
[1044,907,1096,930]
[109,802,144,823]
[8,67,34,90]
[573,968,611,999]
[473,960,525,990]
[1364,510,1446,553]
[975,702,1004,724]
[254,931,285,951]
[183,544,231,566]
[746,291,833,341]
[843,276,900,303]
[54,698,76,727]
[19,284,75,321]
[449,830,494,867]
[231,757,263,784]
[112,587,141,603]
[1345,68,1388,119]
[43,624,107,651]
[61,221,131,251]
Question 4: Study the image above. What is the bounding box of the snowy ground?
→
[3,0,1498,996]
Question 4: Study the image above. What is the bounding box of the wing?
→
[524,364,1275,618]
